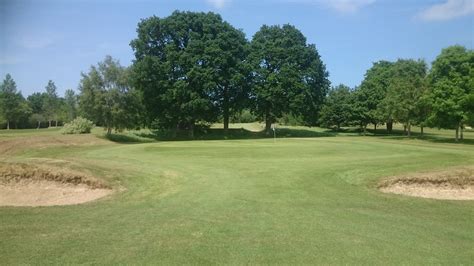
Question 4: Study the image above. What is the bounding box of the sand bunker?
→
[0,163,112,207]
[379,167,474,200]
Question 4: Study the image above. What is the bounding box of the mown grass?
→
[0,125,473,264]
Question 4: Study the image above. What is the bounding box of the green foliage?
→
[64,89,78,121]
[382,59,428,135]
[79,56,143,134]
[319,84,353,129]
[357,61,394,127]
[131,11,234,133]
[60,117,94,134]
[428,45,474,133]
[231,109,257,123]
[0,74,31,129]
[42,80,59,125]
[249,24,329,132]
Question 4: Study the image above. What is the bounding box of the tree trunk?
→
[265,118,272,135]
[374,124,377,135]
[223,110,229,134]
[107,127,112,135]
[363,124,367,136]
[223,87,229,134]
[55,120,58,127]
[170,123,178,138]
[387,120,393,134]
[455,126,459,142]
[6,120,10,130]
[407,122,411,137]
[48,120,51,128]
[460,124,464,140]
[403,125,407,135]
[188,122,194,138]
[37,121,41,129]
[420,126,424,136]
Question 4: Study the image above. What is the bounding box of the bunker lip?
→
[0,163,112,207]
[378,167,474,200]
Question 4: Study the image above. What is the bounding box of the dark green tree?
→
[382,59,428,137]
[203,19,250,132]
[249,24,329,133]
[43,80,59,127]
[0,74,31,129]
[358,61,394,134]
[132,11,236,137]
[319,84,353,130]
[428,45,474,141]
[64,89,78,121]
[27,92,47,129]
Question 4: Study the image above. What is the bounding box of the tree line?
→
[1,11,472,140]
[319,46,473,141]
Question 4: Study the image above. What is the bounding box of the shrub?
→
[61,117,94,134]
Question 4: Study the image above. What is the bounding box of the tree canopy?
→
[428,45,474,141]
[249,24,329,133]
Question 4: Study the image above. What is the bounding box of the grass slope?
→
[1,127,473,264]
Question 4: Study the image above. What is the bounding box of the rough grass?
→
[0,125,473,264]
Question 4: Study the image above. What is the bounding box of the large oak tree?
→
[249,24,329,133]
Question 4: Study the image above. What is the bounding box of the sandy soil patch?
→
[379,167,474,200]
[0,180,111,206]
[0,163,112,207]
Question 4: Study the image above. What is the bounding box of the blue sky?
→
[1,0,473,97]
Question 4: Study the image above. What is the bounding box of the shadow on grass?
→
[103,126,473,145]
[102,133,155,144]
[366,128,474,145]
[105,127,336,143]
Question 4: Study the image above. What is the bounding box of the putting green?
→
[1,129,473,264]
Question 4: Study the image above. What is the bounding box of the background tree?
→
[249,24,329,134]
[203,19,250,132]
[383,59,427,137]
[428,45,474,141]
[79,56,143,134]
[0,74,31,129]
[27,92,47,129]
[43,80,59,127]
[319,84,353,130]
[132,11,235,137]
[357,61,394,133]
[64,89,78,121]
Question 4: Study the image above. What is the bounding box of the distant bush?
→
[231,109,257,123]
[61,117,94,134]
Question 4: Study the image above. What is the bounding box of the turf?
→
[1,126,473,264]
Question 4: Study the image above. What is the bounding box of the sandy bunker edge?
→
[378,167,474,200]
[0,163,113,207]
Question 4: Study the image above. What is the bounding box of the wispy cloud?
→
[285,0,375,13]
[206,0,232,9]
[417,0,474,21]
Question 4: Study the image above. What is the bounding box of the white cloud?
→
[321,0,375,13]
[285,0,375,13]
[206,0,231,9]
[417,0,474,21]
